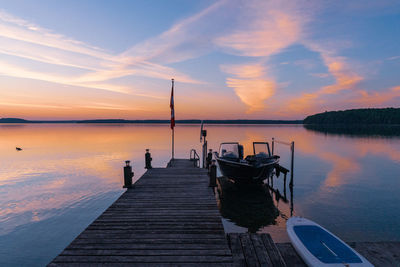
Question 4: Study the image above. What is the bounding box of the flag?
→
[170,79,175,129]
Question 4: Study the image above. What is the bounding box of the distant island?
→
[3,108,399,125]
[0,118,303,124]
[304,108,400,124]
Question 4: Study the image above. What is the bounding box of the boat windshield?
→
[253,142,271,157]
[219,143,239,159]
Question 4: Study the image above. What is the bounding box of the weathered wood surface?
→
[348,241,400,267]
[229,234,400,267]
[49,159,233,266]
[228,233,286,267]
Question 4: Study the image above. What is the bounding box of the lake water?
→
[1,124,400,266]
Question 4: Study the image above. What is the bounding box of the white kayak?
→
[287,217,373,267]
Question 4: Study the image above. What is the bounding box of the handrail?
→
[189,149,200,167]
[271,137,295,187]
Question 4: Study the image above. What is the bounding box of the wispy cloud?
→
[351,86,400,106]
[311,73,330,78]
[122,0,227,65]
[0,9,202,100]
[287,41,364,114]
[387,55,400,61]
[215,0,313,111]
[221,63,276,112]
[215,1,309,57]
[0,102,71,109]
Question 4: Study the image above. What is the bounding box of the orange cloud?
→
[350,86,400,106]
[221,63,276,112]
[215,4,306,57]
[320,57,363,94]
[287,93,319,113]
[285,44,364,115]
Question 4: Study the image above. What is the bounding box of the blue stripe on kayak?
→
[293,225,362,264]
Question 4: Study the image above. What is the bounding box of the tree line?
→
[304,108,400,124]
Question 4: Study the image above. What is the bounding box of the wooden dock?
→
[49,159,233,266]
[49,158,400,267]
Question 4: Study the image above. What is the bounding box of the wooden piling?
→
[209,160,217,188]
[290,141,294,187]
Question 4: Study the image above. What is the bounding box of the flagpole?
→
[172,126,174,160]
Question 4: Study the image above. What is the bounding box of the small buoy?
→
[16,147,22,151]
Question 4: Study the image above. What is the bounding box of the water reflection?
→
[217,177,279,232]
[217,167,295,233]
[0,123,204,266]
[1,123,400,265]
[304,124,400,138]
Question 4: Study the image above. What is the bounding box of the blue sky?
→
[0,0,399,119]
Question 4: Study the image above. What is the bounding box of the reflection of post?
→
[271,173,274,188]
[290,141,294,187]
[283,172,287,199]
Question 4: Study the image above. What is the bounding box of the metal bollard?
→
[123,160,134,188]
[206,149,212,169]
[209,160,217,188]
[145,149,152,169]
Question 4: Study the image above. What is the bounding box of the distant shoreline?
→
[0,118,304,124]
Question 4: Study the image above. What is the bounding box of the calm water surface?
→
[1,124,400,266]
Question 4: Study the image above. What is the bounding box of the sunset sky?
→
[0,0,399,120]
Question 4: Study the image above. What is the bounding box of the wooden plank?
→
[350,242,400,267]
[240,233,260,267]
[250,233,273,266]
[68,243,230,250]
[61,249,232,256]
[275,243,306,267]
[261,234,286,267]
[52,255,234,263]
[76,233,226,239]
[227,233,246,267]
[49,263,231,267]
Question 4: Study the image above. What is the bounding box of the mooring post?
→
[145,149,152,169]
[290,141,294,187]
[123,160,134,188]
[206,149,212,169]
[201,129,207,168]
[209,159,217,188]
[272,137,275,155]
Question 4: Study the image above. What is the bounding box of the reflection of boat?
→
[217,177,279,232]
[215,142,279,184]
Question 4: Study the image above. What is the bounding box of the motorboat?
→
[215,142,279,183]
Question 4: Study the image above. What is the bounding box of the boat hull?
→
[216,157,278,183]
